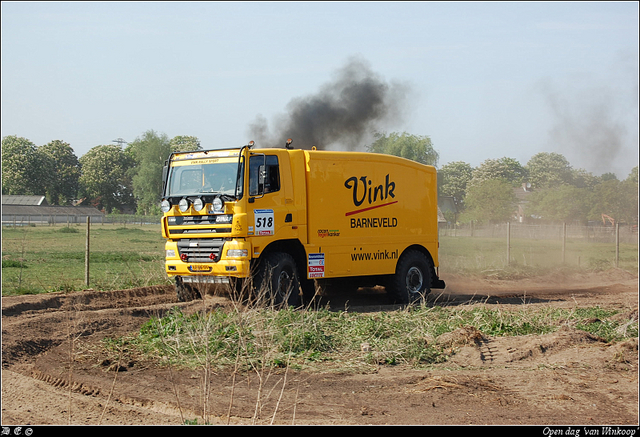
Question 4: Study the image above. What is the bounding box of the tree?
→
[126,130,172,215]
[571,168,600,190]
[125,131,201,215]
[169,135,201,152]
[626,166,638,186]
[367,131,439,166]
[468,157,527,189]
[37,140,80,205]
[1,135,43,195]
[525,152,573,189]
[438,161,473,207]
[623,166,639,224]
[461,178,518,224]
[588,178,638,225]
[78,144,135,213]
[525,185,590,223]
[599,172,619,182]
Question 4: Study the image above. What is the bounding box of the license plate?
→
[188,265,212,272]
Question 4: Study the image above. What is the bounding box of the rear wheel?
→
[388,250,432,304]
[254,252,302,308]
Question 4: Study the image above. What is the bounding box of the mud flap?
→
[432,277,446,289]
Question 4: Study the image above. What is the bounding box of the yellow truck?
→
[160,140,445,306]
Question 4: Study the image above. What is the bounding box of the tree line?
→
[368,132,638,225]
[2,130,638,225]
[1,131,200,214]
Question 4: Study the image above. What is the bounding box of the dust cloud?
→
[537,57,638,178]
[247,56,411,151]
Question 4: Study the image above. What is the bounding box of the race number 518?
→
[254,209,274,235]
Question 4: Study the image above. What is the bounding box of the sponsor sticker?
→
[317,229,340,238]
[254,209,274,235]
[308,253,325,278]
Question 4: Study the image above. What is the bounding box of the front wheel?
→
[175,276,202,302]
[254,252,302,308]
[388,250,432,304]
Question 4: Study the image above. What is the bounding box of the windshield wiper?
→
[198,190,237,201]
[199,188,236,200]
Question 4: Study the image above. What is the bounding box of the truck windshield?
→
[166,158,243,198]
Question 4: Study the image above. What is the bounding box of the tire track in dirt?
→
[2,285,233,425]
[2,286,178,368]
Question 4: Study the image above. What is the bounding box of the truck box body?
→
[161,145,443,303]
[302,150,438,279]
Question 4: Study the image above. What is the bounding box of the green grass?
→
[2,224,637,295]
[2,224,168,295]
[439,235,638,278]
[109,303,637,374]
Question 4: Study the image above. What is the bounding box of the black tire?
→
[300,277,318,307]
[388,250,432,304]
[254,252,302,308]
[229,277,252,304]
[175,276,202,302]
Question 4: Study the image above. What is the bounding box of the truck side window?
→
[249,155,280,196]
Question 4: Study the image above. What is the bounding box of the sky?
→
[2,2,638,179]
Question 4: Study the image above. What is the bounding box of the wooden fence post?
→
[507,221,511,266]
[85,216,90,287]
[615,223,620,268]
[562,222,566,264]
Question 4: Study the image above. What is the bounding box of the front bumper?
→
[165,239,252,279]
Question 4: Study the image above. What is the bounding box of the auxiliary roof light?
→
[212,196,224,213]
[161,199,171,213]
[193,197,205,212]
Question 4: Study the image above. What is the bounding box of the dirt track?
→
[2,271,639,426]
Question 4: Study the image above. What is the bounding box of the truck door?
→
[247,153,291,254]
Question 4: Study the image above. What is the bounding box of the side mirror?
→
[161,164,169,194]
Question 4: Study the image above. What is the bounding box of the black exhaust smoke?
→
[248,56,411,151]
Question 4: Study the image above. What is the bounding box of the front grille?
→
[168,215,233,225]
[169,228,232,235]
[177,239,225,263]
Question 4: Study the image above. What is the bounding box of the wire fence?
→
[439,222,638,245]
[5,214,637,246]
[439,222,638,272]
[2,213,163,227]
[4,213,637,273]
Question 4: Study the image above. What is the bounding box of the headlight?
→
[161,199,171,213]
[166,249,176,258]
[193,197,204,212]
[212,196,224,213]
[178,198,189,212]
[227,249,248,258]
